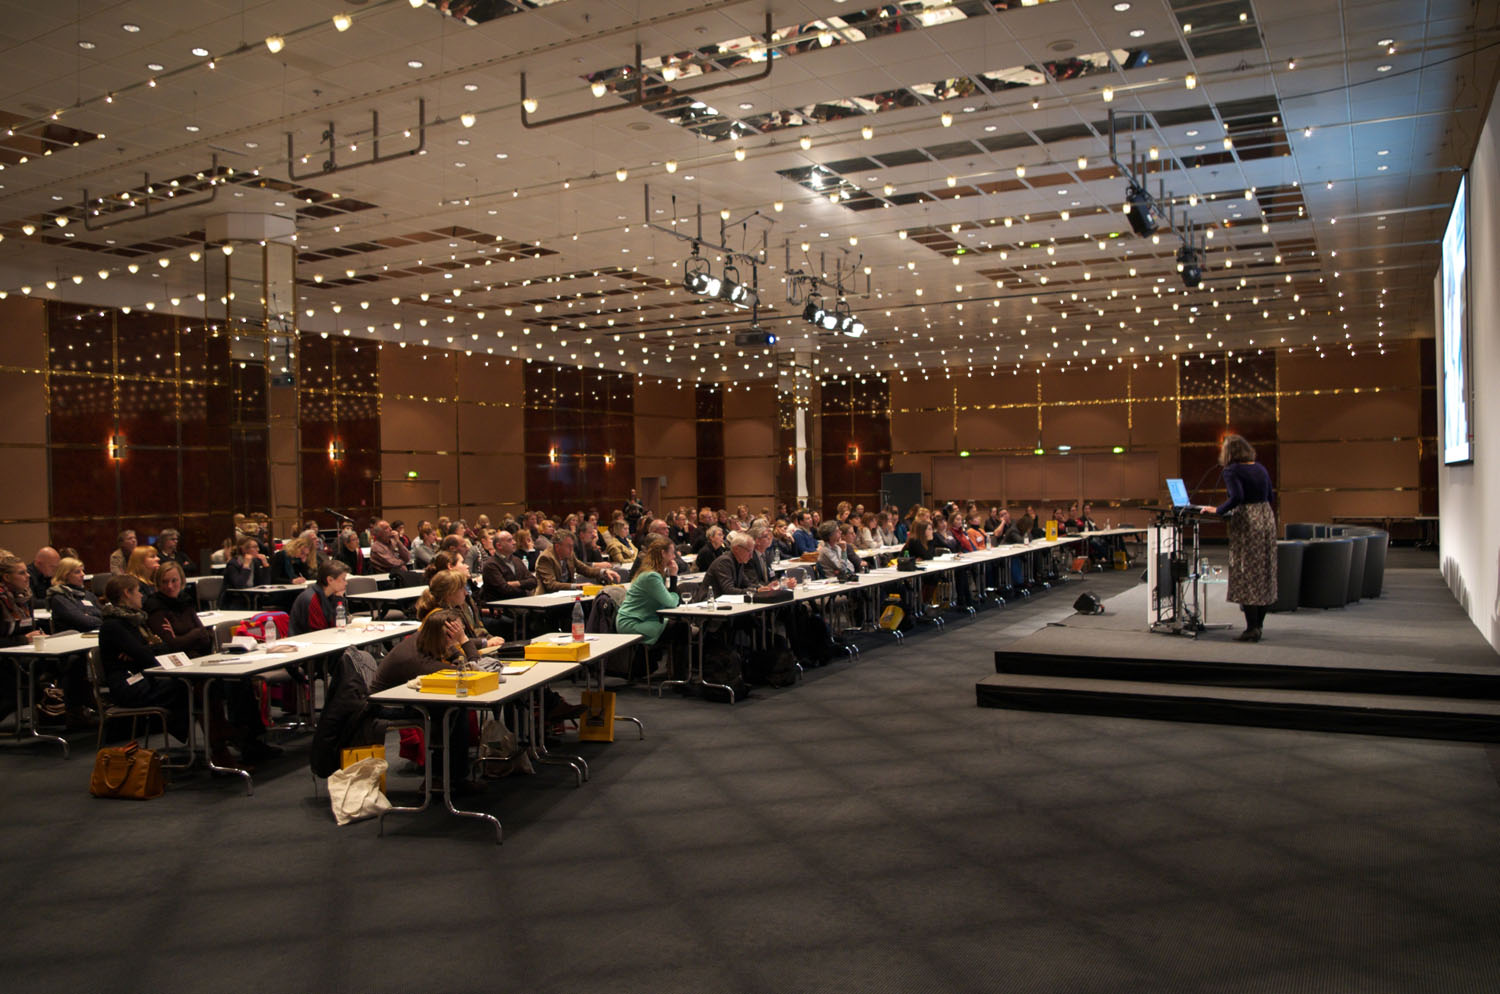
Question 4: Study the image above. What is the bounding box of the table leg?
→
[379,708,433,834]
[185,676,252,795]
[4,659,69,757]
[436,707,502,843]
[529,689,586,784]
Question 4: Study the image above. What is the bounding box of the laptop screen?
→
[1166,478,1190,507]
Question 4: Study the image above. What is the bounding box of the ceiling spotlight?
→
[665,159,678,173]
[1015,164,1026,178]
[1223,136,1233,149]
[460,112,476,128]
[1102,87,1114,102]
[410,0,425,6]
[1185,73,1197,89]
[883,184,895,196]
[861,125,873,140]
[898,230,907,239]
[332,12,352,31]
[54,215,68,227]
[940,112,953,127]
[221,244,233,256]
[662,64,679,82]
[591,80,607,98]
[773,200,784,211]
[734,147,746,161]
[265,34,284,54]
[522,97,538,114]
[98,269,109,279]
[616,167,628,181]
[1077,156,1087,169]
[799,135,812,150]
[1031,97,1040,110]
[946,175,957,187]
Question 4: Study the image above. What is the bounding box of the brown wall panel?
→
[891,411,952,453]
[956,372,1036,407]
[0,298,46,367]
[723,384,775,420]
[0,370,46,445]
[1044,367,1130,403]
[381,396,452,453]
[380,452,458,507]
[957,406,1038,452]
[1130,362,1178,399]
[890,378,951,410]
[458,453,526,506]
[1277,392,1419,442]
[724,417,774,455]
[1129,400,1178,445]
[1278,343,1421,393]
[1041,404,1130,449]
[456,403,521,452]
[932,456,1004,502]
[1081,452,1160,502]
[1280,440,1420,489]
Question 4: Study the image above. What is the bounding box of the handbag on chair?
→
[89,742,164,799]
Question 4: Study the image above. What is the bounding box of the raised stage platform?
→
[977,567,1500,741]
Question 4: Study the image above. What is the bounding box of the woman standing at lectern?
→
[1198,434,1277,642]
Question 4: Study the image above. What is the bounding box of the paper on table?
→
[715,594,747,603]
[535,633,598,643]
[157,651,192,669]
[500,662,537,674]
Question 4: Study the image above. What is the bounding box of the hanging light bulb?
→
[332,12,352,31]
[734,147,746,161]
[97,269,109,280]
[265,34,285,54]
[615,167,628,181]
[1077,155,1087,169]
[861,125,873,140]
[940,112,953,127]
[661,64,679,82]
[460,112,476,128]
[20,223,35,236]
[799,135,812,150]
[1015,164,1026,178]
[883,183,895,196]
[54,216,68,227]
[946,175,957,187]
[221,244,234,256]
[590,80,607,98]
[664,159,678,173]
[1103,87,1114,102]
[522,97,538,114]
[1185,73,1197,89]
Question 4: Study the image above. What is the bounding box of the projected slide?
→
[1441,175,1472,465]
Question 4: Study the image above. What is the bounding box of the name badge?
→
[125,673,145,686]
[158,652,191,669]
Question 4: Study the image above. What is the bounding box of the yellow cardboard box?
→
[581,584,605,597]
[524,640,592,662]
[417,669,501,695]
[340,744,386,791]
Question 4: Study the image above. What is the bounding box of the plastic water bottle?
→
[263,620,278,647]
[571,596,585,641]
[335,601,348,629]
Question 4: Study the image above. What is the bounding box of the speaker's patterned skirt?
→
[1227,500,1277,606]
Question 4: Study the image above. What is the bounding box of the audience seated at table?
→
[902,520,935,560]
[603,518,637,565]
[108,529,137,575]
[270,535,315,586]
[368,520,410,574]
[480,531,538,602]
[367,608,479,793]
[0,553,36,648]
[98,574,191,743]
[695,526,728,572]
[816,522,850,578]
[223,537,272,608]
[792,510,818,555]
[28,546,59,606]
[415,569,501,654]
[289,561,350,635]
[410,522,439,569]
[155,529,186,572]
[576,524,607,566]
[144,561,213,657]
[126,546,161,595]
[615,536,687,676]
[704,532,782,598]
[46,557,102,631]
[333,529,364,574]
[534,530,619,593]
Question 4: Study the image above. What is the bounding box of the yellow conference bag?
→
[577,689,615,742]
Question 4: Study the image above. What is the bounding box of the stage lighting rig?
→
[1176,244,1204,288]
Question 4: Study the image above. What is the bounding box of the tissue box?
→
[524,640,592,662]
[417,669,500,695]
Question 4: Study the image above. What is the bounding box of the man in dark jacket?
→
[479,531,538,601]
[290,561,349,635]
[27,547,59,606]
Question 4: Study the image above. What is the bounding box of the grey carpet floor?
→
[4,558,1500,994]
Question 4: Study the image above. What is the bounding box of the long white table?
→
[144,619,420,793]
[368,631,640,843]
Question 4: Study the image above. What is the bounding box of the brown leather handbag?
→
[89,742,165,799]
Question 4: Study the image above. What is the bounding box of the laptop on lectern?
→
[1166,478,1191,508]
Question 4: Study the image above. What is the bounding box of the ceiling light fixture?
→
[460,112,476,127]
[265,34,284,54]
[1185,73,1196,89]
[522,97,538,113]
[591,80,607,97]
[332,12,352,31]
[940,112,953,127]
[664,159,678,173]
[1102,87,1114,102]
[799,135,812,150]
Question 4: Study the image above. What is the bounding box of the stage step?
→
[976,673,1500,742]
[994,648,1500,700]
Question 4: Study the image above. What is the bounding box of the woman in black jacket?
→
[144,562,214,657]
[223,536,272,609]
[45,557,102,632]
[901,519,936,561]
[98,574,189,742]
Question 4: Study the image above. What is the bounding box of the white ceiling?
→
[0,0,1494,383]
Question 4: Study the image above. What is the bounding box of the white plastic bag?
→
[327,757,391,826]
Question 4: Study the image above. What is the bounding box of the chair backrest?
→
[398,569,427,588]
[85,646,108,713]
[90,573,111,598]
[213,619,239,649]
[345,575,378,596]
[194,574,224,610]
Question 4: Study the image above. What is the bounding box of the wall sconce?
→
[786,451,795,468]
[603,449,616,467]
[846,443,860,464]
[107,434,127,461]
[548,446,559,465]
[328,439,345,463]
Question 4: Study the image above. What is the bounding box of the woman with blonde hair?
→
[415,569,500,654]
[126,545,161,595]
[615,537,686,678]
[47,557,102,632]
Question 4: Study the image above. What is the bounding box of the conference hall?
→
[1,1,1498,990]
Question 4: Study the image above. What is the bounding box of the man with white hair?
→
[704,532,783,598]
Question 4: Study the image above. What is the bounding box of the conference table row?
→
[2,529,1142,841]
